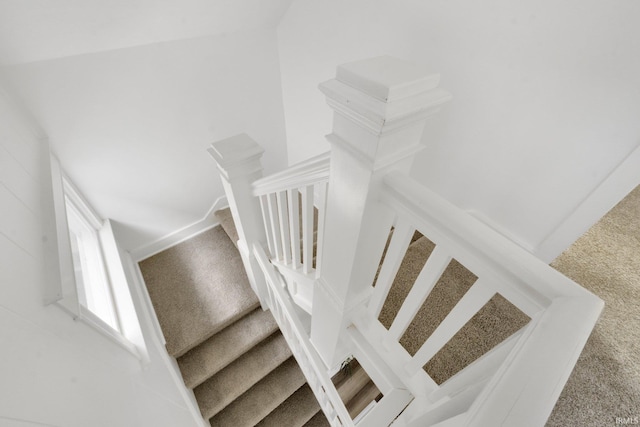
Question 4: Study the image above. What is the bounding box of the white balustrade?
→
[210,56,603,427]
[252,152,330,312]
[253,243,353,427]
[355,171,603,426]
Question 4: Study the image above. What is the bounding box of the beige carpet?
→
[140,182,639,426]
[546,184,640,427]
[139,226,258,357]
[378,236,530,385]
[139,223,328,426]
[379,184,640,425]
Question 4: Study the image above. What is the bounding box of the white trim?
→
[467,209,535,253]
[100,219,151,363]
[48,154,80,313]
[77,304,140,358]
[252,151,330,196]
[62,175,104,230]
[129,253,166,347]
[131,195,228,262]
[534,142,640,263]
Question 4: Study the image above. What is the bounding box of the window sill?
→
[54,300,141,359]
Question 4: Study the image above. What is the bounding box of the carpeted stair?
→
[215,208,378,420]
[139,224,328,426]
[142,185,636,426]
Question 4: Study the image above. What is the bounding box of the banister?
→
[311,56,452,369]
[252,151,330,197]
[252,242,354,427]
[376,170,603,425]
[209,56,603,426]
[379,171,590,303]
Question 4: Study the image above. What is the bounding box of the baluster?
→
[266,193,283,261]
[405,279,496,375]
[368,218,415,319]
[287,188,302,269]
[314,182,328,277]
[386,245,452,345]
[259,195,275,257]
[301,185,314,274]
[276,190,292,264]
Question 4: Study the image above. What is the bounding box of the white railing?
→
[252,151,330,313]
[210,56,603,427]
[352,171,603,426]
[253,242,353,427]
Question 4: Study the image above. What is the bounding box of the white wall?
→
[0,90,200,427]
[0,0,293,65]
[3,28,288,253]
[277,0,640,254]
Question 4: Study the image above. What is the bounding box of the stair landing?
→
[139,226,259,357]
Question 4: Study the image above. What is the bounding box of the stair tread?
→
[139,225,259,357]
[195,331,292,419]
[346,379,381,419]
[335,362,371,404]
[255,384,321,427]
[209,356,307,427]
[304,411,331,427]
[178,307,279,389]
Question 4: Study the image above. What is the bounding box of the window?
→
[63,178,122,334]
[64,190,120,332]
[46,155,146,360]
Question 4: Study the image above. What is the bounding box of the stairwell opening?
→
[376,230,531,386]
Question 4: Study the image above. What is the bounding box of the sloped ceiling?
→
[0,1,293,252]
[0,0,293,65]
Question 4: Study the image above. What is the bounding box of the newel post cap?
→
[208,133,264,178]
[319,56,451,132]
[336,55,440,102]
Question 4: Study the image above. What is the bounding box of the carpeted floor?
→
[546,184,640,427]
[378,236,530,385]
[378,184,640,425]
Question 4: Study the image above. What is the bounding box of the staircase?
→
[139,225,323,426]
[139,56,603,427]
[139,216,378,426]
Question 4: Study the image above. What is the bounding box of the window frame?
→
[47,154,141,357]
[63,177,123,334]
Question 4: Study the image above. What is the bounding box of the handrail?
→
[211,56,603,426]
[379,171,593,303]
[252,151,330,196]
[373,171,603,426]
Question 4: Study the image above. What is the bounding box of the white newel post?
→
[208,134,269,307]
[310,56,452,368]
